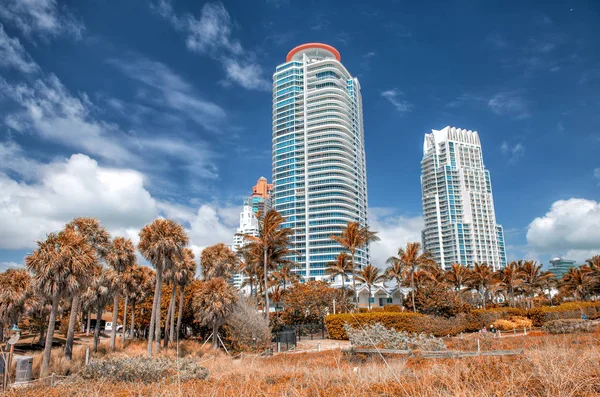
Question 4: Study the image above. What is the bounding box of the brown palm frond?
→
[201,243,237,280]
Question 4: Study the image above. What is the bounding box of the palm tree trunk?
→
[368,285,372,311]
[481,288,486,310]
[148,263,162,357]
[169,285,177,345]
[163,290,173,349]
[154,264,164,354]
[411,268,416,312]
[121,295,128,346]
[351,250,358,313]
[110,293,119,351]
[94,306,102,352]
[176,285,185,340]
[65,292,80,359]
[86,308,91,336]
[263,245,269,320]
[40,292,59,377]
[0,323,4,345]
[130,303,136,340]
[212,321,219,349]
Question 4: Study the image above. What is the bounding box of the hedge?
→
[326,312,425,339]
[465,307,527,332]
[528,302,600,326]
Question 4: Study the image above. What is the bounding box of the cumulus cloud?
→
[381,89,414,114]
[526,198,600,261]
[368,208,424,268]
[0,262,21,271]
[0,0,84,40]
[153,0,270,91]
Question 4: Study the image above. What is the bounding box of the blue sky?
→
[1,0,600,271]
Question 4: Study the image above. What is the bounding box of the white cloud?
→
[0,150,158,249]
[526,198,600,261]
[0,262,22,271]
[0,0,84,40]
[368,208,424,268]
[0,24,39,73]
[153,0,270,91]
[381,89,414,114]
[488,92,530,119]
[500,141,525,163]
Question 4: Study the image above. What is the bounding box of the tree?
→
[201,243,237,280]
[330,221,380,312]
[175,249,196,341]
[518,260,553,309]
[384,257,407,306]
[243,209,295,319]
[272,263,301,290]
[560,266,595,301]
[444,263,470,306]
[282,281,350,324]
[192,278,238,349]
[325,253,353,302]
[387,242,435,313]
[26,228,96,377]
[356,264,385,310]
[238,247,259,297]
[127,265,155,339]
[0,269,31,343]
[585,255,600,294]
[138,219,189,357]
[83,270,112,352]
[63,217,110,359]
[106,237,136,351]
[493,261,522,308]
[466,262,494,309]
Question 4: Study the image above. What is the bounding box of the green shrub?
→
[466,307,526,331]
[543,319,595,334]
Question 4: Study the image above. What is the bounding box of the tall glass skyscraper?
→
[421,126,507,271]
[272,43,370,279]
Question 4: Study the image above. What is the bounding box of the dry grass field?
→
[6,331,600,397]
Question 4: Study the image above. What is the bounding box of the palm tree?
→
[585,255,600,294]
[163,248,196,347]
[192,278,238,349]
[106,237,136,351]
[243,209,295,319]
[138,219,189,357]
[493,261,522,308]
[444,263,470,306]
[387,242,435,313]
[84,270,112,352]
[238,247,259,297]
[325,253,353,301]
[330,221,380,311]
[518,260,553,309]
[0,269,31,343]
[201,243,237,280]
[356,264,385,310]
[269,284,285,311]
[120,266,138,345]
[127,265,155,340]
[466,262,495,309]
[63,217,110,359]
[560,266,595,301]
[175,249,196,340]
[272,263,301,290]
[384,257,407,306]
[26,228,96,377]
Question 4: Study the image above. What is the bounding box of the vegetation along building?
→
[272,43,370,280]
[420,126,507,270]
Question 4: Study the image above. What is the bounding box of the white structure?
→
[272,43,370,280]
[354,284,405,309]
[231,199,259,290]
[421,126,507,270]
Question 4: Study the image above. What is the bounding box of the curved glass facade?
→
[272,44,370,279]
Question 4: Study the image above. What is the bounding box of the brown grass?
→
[7,332,600,396]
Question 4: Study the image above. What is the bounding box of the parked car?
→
[104,322,123,332]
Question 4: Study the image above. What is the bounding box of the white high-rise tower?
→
[272,43,370,280]
[421,126,507,270]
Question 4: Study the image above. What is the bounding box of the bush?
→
[224,297,271,352]
[543,319,595,334]
[344,323,446,351]
[528,302,600,326]
[492,316,532,331]
[80,356,209,383]
[466,307,527,331]
[368,305,403,313]
[325,312,425,340]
